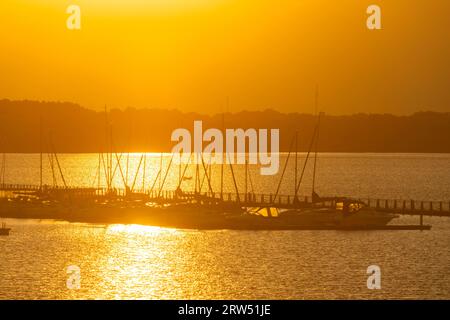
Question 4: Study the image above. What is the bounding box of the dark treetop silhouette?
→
[0,99,449,153]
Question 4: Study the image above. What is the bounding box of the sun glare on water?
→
[107,224,175,235]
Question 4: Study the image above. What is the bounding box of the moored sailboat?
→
[0,222,11,236]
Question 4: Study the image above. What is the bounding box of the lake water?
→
[0,153,449,299]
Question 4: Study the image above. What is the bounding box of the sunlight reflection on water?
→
[0,216,449,300]
[0,153,449,299]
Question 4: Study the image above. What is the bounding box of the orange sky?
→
[0,0,449,114]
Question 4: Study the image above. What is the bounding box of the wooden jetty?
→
[1,183,449,218]
[223,225,432,231]
[0,184,439,231]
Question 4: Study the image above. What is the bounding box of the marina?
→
[0,152,448,299]
[0,138,447,231]
[0,182,443,230]
[1,183,449,216]
[1,114,446,231]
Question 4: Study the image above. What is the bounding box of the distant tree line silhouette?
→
[0,99,449,153]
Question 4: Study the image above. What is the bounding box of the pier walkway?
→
[1,183,449,217]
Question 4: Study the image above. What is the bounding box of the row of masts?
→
[28,93,323,202]
[2,126,323,206]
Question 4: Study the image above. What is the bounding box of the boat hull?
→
[277,208,398,227]
[0,228,11,236]
[0,200,399,230]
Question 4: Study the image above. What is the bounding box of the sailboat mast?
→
[126,153,130,187]
[142,153,146,192]
[200,154,214,194]
[130,153,144,192]
[1,152,5,187]
[104,105,110,191]
[97,152,101,191]
[179,151,182,186]
[49,133,67,189]
[195,159,199,194]
[208,156,212,192]
[157,153,175,198]
[159,153,163,192]
[125,116,132,187]
[294,130,298,199]
[312,124,318,194]
[245,159,248,200]
[220,110,225,200]
[109,124,113,189]
[312,87,320,195]
[39,113,43,190]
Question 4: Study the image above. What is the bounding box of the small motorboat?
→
[0,222,11,236]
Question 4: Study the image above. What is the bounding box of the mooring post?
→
[376,199,380,210]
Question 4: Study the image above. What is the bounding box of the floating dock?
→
[0,184,446,231]
[196,225,432,231]
[1,183,449,217]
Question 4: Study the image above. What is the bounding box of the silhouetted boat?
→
[0,222,11,236]
[254,199,399,228]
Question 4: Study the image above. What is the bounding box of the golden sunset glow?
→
[0,0,449,302]
[1,0,449,114]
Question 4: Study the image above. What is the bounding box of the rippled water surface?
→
[0,153,449,299]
